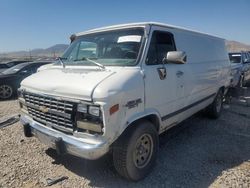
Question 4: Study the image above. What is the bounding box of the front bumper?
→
[20,114,109,160]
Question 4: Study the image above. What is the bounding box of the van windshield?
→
[60,28,144,66]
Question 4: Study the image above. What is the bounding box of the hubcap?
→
[133,133,154,168]
[0,85,12,99]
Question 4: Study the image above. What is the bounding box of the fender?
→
[119,108,162,136]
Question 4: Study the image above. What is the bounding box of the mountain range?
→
[225,40,250,52]
[0,44,69,58]
[0,41,250,59]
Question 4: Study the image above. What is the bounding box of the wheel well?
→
[111,114,160,150]
[220,86,225,95]
[129,114,160,132]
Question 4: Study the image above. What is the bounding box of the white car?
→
[19,22,231,181]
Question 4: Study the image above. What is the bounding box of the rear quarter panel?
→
[173,30,230,107]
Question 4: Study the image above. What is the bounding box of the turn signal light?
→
[109,104,119,115]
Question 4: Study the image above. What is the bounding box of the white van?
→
[19,22,231,181]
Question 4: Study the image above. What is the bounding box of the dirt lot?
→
[0,89,250,188]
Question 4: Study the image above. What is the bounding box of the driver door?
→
[143,27,184,130]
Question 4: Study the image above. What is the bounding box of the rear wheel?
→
[113,120,159,181]
[206,89,223,119]
[0,84,13,99]
[235,75,243,88]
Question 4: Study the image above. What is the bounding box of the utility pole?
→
[29,49,32,60]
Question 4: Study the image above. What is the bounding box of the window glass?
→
[146,31,176,65]
[246,52,250,60]
[229,53,241,63]
[6,61,28,67]
[242,53,247,61]
[61,28,144,66]
[6,62,15,67]
[20,65,33,74]
[2,63,29,74]
[0,64,8,69]
[24,64,43,73]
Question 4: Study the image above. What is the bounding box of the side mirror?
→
[164,51,187,64]
[243,58,250,64]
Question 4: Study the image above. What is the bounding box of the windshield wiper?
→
[74,57,106,70]
[57,57,67,68]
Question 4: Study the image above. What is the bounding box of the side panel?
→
[142,26,230,132]
[173,30,230,108]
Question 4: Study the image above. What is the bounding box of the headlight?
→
[77,104,100,117]
[77,104,87,113]
[88,106,100,117]
[76,104,103,134]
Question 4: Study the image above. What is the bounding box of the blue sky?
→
[0,0,249,52]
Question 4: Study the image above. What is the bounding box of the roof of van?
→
[75,22,224,40]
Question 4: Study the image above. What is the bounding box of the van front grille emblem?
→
[39,106,49,113]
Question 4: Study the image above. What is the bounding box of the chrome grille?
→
[23,92,75,133]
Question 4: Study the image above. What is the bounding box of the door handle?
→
[176,71,184,77]
[157,67,167,80]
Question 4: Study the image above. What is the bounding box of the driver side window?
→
[146,31,176,65]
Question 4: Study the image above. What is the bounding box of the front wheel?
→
[206,89,223,119]
[0,84,13,99]
[113,120,159,181]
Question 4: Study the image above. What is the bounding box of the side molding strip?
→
[161,93,216,121]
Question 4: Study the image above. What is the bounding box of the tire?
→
[241,75,246,87]
[206,89,223,119]
[113,120,159,181]
[0,84,13,99]
[236,75,243,88]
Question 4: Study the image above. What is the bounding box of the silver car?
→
[229,51,250,87]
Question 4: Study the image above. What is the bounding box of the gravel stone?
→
[0,88,249,188]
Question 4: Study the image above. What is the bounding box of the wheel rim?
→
[216,93,222,113]
[133,133,154,169]
[0,85,12,99]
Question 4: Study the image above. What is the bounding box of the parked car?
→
[0,61,52,99]
[18,22,230,181]
[228,51,250,87]
[0,63,10,73]
[0,60,31,73]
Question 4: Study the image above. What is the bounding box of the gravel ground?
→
[0,89,249,188]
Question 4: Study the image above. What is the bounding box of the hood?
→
[0,72,15,78]
[21,68,115,101]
